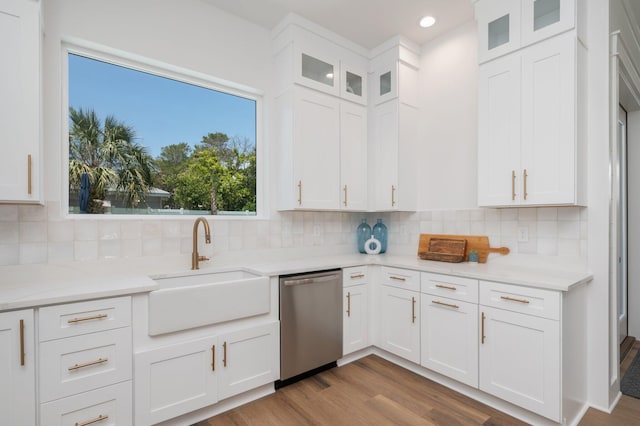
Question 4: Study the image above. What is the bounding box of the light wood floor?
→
[197,343,640,426]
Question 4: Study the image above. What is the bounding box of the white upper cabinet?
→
[476,5,586,207]
[340,102,368,210]
[475,0,577,64]
[341,62,367,105]
[368,41,419,211]
[0,0,42,203]
[295,46,340,97]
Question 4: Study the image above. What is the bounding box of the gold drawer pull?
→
[343,185,348,207]
[350,273,365,279]
[223,341,227,367]
[511,170,516,201]
[500,295,530,304]
[297,180,302,206]
[523,169,528,201]
[432,300,459,309]
[19,319,25,366]
[390,276,406,282]
[75,414,109,426]
[435,284,456,291]
[211,344,215,371]
[346,292,351,317]
[411,296,416,323]
[68,358,108,371]
[27,154,32,195]
[391,185,396,207]
[481,312,486,344]
[67,314,108,324]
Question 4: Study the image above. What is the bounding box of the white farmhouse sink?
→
[148,268,270,335]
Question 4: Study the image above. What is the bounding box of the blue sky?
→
[68,54,256,158]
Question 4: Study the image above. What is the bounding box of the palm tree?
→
[69,107,156,211]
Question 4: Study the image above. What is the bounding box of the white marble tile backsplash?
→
[0,203,588,266]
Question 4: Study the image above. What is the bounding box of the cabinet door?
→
[134,336,218,426]
[378,286,420,363]
[218,322,279,400]
[340,62,367,105]
[370,101,399,210]
[477,53,521,207]
[340,102,367,210]
[294,47,340,97]
[293,87,340,209]
[372,58,398,105]
[475,0,521,63]
[520,33,576,205]
[343,284,369,355]
[479,306,560,422]
[521,0,575,47]
[421,296,478,388]
[0,0,41,203]
[0,309,35,426]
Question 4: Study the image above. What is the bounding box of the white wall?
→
[418,21,478,210]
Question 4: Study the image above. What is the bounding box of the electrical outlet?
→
[517,227,529,242]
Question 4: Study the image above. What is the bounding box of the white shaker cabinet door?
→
[479,306,560,422]
[477,52,521,206]
[0,0,42,203]
[378,285,420,363]
[0,309,35,426]
[520,32,577,205]
[292,87,341,209]
[340,102,368,210]
[343,284,369,355]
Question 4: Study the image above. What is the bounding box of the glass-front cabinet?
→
[475,0,575,63]
[340,62,367,105]
[294,48,340,96]
[372,56,398,105]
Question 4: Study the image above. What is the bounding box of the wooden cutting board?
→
[418,234,509,264]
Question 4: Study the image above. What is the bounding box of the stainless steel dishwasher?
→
[278,269,342,384]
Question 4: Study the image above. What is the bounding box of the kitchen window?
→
[64,47,261,216]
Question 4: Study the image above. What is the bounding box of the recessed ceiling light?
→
[419,16,436,28]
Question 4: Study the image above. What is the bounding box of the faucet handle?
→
[198,255,210,262]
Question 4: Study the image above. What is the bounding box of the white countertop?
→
[0,251,593,312]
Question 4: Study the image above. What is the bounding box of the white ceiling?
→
[201,0,474,50]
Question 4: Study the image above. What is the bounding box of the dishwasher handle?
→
[282,273,340,286]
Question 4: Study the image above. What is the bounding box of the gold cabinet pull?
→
[75,414,109,426]
[27,154,32,195]
[211,344,215,371]
[432,300,459,309]
[19,319,25,366]
[511,170,516,201]
[350,273,365,279]
[523,169,528,201]
[297,180,302,206]
[343,185,348,207]
[223,341,227,367]
[391,185,396,207]
[500,295,530,304]
[67,313,108,324]
[390,276,406,282]
[481,312,486,344]
[346,292,351,317]
[435,284,456,291]
[411,296,416,323]
[68,358,108,371]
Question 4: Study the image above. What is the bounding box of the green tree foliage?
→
[69,107,156,211]
[155,143,192,208]
[168,134,256,213]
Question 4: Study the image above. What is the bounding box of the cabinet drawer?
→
[421,273,478,303]
[39,296,131,341]
[40,381,132,426]
[39,327,132,402]
[479,281,560,320]
[380,267,420,292]
[343,266,367,287]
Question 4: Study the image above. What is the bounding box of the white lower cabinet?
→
[378,285,420,363]
[343,285,368,355]
[479,281,562,422]
[135,321,279,425]
[218,322,279,400]
[0,309,35,426]
[40,381,132,426]
[420,295,478,388]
